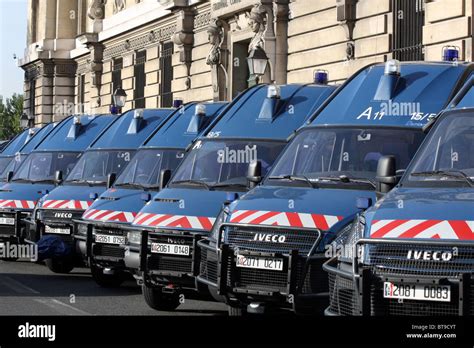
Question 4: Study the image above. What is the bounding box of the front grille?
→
[147,255,193,274]
[328,272,360,316]
[226,225,320,254]
[0,213,16,235]
[365,243,474,277]
[40,209,83,223]
[93,244,125,258]
[94,227,126,237]
[147,233,194,274]
[199,248,218,284]
[223,252,327,295]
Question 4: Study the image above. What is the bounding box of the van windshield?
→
[12,152,81,183]
[404,112,474,187]
[65,150,135,185]
[171,140,285,189]
[115,149,185,188]
[0,157,13,176]
[0,154,26,182]
[267,127,424,188]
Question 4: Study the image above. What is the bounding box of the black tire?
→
[90,264,125,288]
[45,258,74,274]
[142,284,181,311]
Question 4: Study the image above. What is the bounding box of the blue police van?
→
[130,82,337,311]
[197,58,474,315]
[0,128,38,175]
[0,114,116,255]
[324,75,474,316]
[0,124,57,183]
[31,108,177,273]
[74,102,227,287]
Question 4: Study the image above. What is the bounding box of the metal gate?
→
[392,0,425,61]
[160,42,174,108]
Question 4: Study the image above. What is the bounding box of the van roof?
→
[18,123,57,154]
[205,84,337,140]
[33,114,116,152]
[142,102,228,149]
[0,128,36,156]
[310,61,473,128]
[88,108,176,150]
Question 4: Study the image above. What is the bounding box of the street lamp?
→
[20,113,30,129]
[247,47,269,85]
[111,86,127,115]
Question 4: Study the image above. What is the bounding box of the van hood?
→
[82,187,157,224]
[131,188,235,232]
[228,185,374,230]
[367,187,474,240]
[0,182,55,211]
[38,184,106,211]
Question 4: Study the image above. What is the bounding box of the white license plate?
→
[45,225,70,235]
[236,254,284,271]
[151,243,190,256]
[0,217,14,225]
[383,282,451,302]
[95,234,126,245]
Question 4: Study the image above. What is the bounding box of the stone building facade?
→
[19,0,474,125]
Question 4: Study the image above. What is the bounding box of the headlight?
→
[76,223,88,236]
[127,231,142,245]
[209,208,228,242]
[326,214,365,263]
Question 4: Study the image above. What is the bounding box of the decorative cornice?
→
[103,23,177,59]
[194,11,211,29]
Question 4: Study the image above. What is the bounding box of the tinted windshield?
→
[268,127,424,184]
[0,157,13,175]
[115,149,185,188]
[66,150,135,184]
[0,154,26,182]
[171,140,285,187]
[404,112,474,186]
[13,152,81,182]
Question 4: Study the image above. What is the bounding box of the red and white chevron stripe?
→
[229,210,342,230]
[133,212,216,231]
[82,209,137,223]
[42,199,92,210]
[0,199,36,209]
[370,219,474,240]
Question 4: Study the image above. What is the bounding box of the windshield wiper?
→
[316,175,376,189]
[212,181,248,189]
[268,175,318,188]
[67,179,106,185]
[410,170,474,187]
[171,180,212,190]
[115,182,145,189]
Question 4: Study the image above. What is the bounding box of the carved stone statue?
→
[247,4,267,52]
[88,0,105,20]
[206,19,224,66]
[114,0,126,14]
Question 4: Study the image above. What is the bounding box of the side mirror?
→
[6,171,13,183]
[376,155,398,196]
[159,169,172,191]
[54,170,63,185]
[107,173,117,189]
[247,160,262,189]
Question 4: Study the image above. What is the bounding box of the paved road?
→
[0,259,227,316]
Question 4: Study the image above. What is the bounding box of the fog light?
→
[127,231,142,245]
[77,223,88,236]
